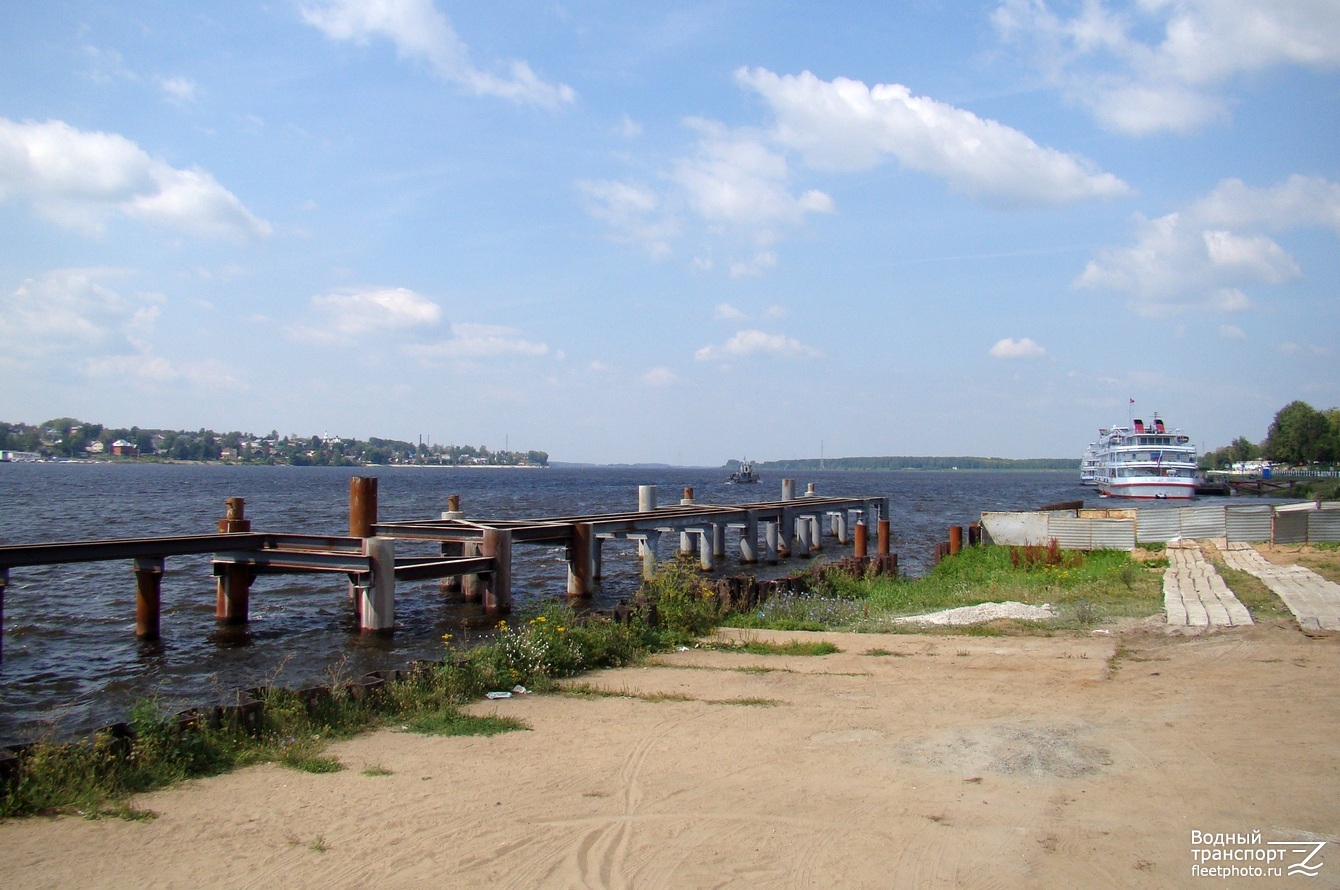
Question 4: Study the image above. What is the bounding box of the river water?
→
[0,462,1092,744]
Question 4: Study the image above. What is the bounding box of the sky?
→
[0,1,1337,465]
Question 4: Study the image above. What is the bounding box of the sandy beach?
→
[2,619,1337,888]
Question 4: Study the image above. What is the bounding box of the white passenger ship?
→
[1089,414,1197,499]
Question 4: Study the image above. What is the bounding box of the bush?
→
[642,558,720,641]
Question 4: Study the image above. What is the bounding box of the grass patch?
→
[863,648,897,657]
[404,712,529,737]
[361,764,393,777]
[560,683,697,703]
[281,753,344,774]
[706,639,840,656]
[1216,566,1293,621]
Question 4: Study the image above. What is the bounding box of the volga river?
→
[0,462,1096,744]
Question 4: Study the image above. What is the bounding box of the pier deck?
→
[0,479,890,659]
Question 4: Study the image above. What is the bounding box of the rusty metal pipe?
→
[134,557,164,640]
[949,525,964,556]
[216,498,252,624]
[854,522,868,558]
[877,519,890,556]
[349,477,378,538]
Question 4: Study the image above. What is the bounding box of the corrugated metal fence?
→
[982,501,1338,550]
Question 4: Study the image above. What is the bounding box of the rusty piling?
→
[854,521,868,558]
[877,518,890,556]
[0,567,7,662]
[349,477,378,538]
[949,525,964,556]
[968,521,981,547]
[216,497,252,625]
[133,556,165,640]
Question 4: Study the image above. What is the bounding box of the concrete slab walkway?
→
[1163,541,1253,628]
[1217,541,1340,632]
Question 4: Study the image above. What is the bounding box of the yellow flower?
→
[536,616,547,622]
[441,633,452,642]
[557,627,565,633]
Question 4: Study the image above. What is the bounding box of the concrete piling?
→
[796,516,812,558]
[698,530,714,571]
[764,521,779,563]
[638,486,657,557]
[440,494,464,593]
[462,540,485,603]
[480,528,512,613]
[567,522,593,598]
[360,536,396,632]
[133,556,165,641]
[740,511,759,563]
[782,479,796,501]
[641,530,661,580]
[679,487,697,555]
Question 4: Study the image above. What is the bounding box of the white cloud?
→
[301,0,574,109]
[0,118,270,239]
[642,366,679,386]
[0,268,135,357]
[293,286,442,343]
[994,0,1340,135]
[729,251,778,278]
[989,337,1047,359]
[0,268,230,386]
[1281,341,1329,356]
[617,115,642,139]
[672,118,835,233]
[1191,175,1340,233]
[695,329,821,362]
[713,303,746,321]
[577,179,677,258]
[737,67,1130,207]
[405,323,549,360]
[158,76,197,104]
[1218,324,1246,341]
[1076,175,1337,316]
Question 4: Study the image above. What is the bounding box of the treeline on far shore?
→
[0,418,548,468]
[739,456,1079,472]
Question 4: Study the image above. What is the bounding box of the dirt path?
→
[2,624,1337,888]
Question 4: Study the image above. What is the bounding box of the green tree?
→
[1264,401,1331,466]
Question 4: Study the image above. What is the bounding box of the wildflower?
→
[557,627,565,633]
[441,632,452,642]
[536,616,547,622]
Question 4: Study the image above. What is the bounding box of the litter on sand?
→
[485,691,512,700]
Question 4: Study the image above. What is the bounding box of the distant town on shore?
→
[0,418,548,467]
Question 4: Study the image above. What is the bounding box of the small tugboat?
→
[728,459,760,484]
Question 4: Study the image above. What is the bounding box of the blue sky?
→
[1,1,1336,464]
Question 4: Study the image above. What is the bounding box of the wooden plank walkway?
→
[1163,541,1252,628]
[1216,542,1340,632]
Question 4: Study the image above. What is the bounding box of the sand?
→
[2,620,1337,888]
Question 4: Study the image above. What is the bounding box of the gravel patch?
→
[894,601,1056,626]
